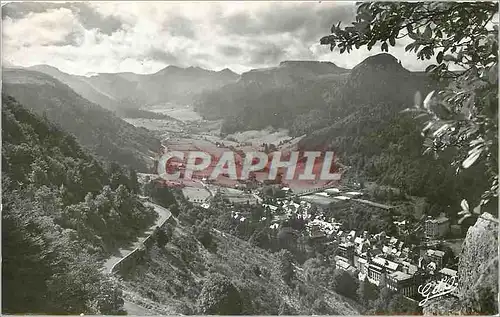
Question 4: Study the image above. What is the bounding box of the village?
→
[196,181,461,304]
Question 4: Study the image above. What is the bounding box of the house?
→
[426,249,446,269]
[263,204,278,212]
[399,260,419,275]
[282,187,292,193]
[345,191,363,198]
[357,256,369,279]
[438,267,457,280]
[354,236,364,246]
[338,242,355,264]
[367,257,400,286]
[336,256,358,275]
[387,271,417,297]
[354,252,370,275]
[367,262,385,286]
[309,224,327,240]
[324,188,341,194]
[315,192,330,197]
[425,215,450,239]
[333,195,351,201]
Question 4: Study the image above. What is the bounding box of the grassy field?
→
[146,104,203,122]
[182,186,211,202]
[123,118,184,133]
[225,127,291,146]
[219,187,258,204]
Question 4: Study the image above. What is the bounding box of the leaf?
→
[422,121,433,132]
[389,36,396,47]
[423,25,432,39]
[473,204,481,215]
[381,42,388,52]
[443,54,456,62]
[426,64,437,73]
[415,113,429,119]
[423,90,435,109]
[458,213,472,224]
[460,199,469,211]
[407,24,413,34]
[462,148,483,169]
[405,43,414,52]
[414,91,422,108]
[433,123,449,137]
[436,51,444,64]
[488,63,498,84]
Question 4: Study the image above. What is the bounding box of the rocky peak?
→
[218,68,239,79]
[350,53,408,76]
[278,60,349,74]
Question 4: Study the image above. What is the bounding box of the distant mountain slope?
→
[239,60,348,86]
[193,60,350,133]
[28,64,120,111]
[137,66,240,105]
[80,65,239,107]
[80,72,148,108]
[30,64,239,109]
[2,68,160,171]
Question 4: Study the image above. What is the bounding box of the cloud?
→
[249,42,287,65]
[2,2,124,35]
[161,14,196,38]
[3,8,85,47]
[144,48,179,65]
[2,1,431,75]
[218,45,243,58]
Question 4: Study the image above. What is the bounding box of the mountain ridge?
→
[3,67,161,172]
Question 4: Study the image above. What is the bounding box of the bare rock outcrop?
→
[457,212,498,314]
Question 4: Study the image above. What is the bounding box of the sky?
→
[2,1,432,76]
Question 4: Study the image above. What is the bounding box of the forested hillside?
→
[299,54,490,216]
[2,68,160,172]
[194,61,349,134]
[2,94,157,314]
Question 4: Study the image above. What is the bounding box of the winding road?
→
[102,201,172,274]
[100,200,172,314]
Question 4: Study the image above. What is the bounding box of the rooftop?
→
[315,192,330,197]
[427,249,446,257]
[439,268,457,277]
[333,195,351,201]
[339,241,354,248]
[345,191,363,196]
[325,188,341,193]
[426,216,450,224]
[389,271,413,281]
[372,257,400,271]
